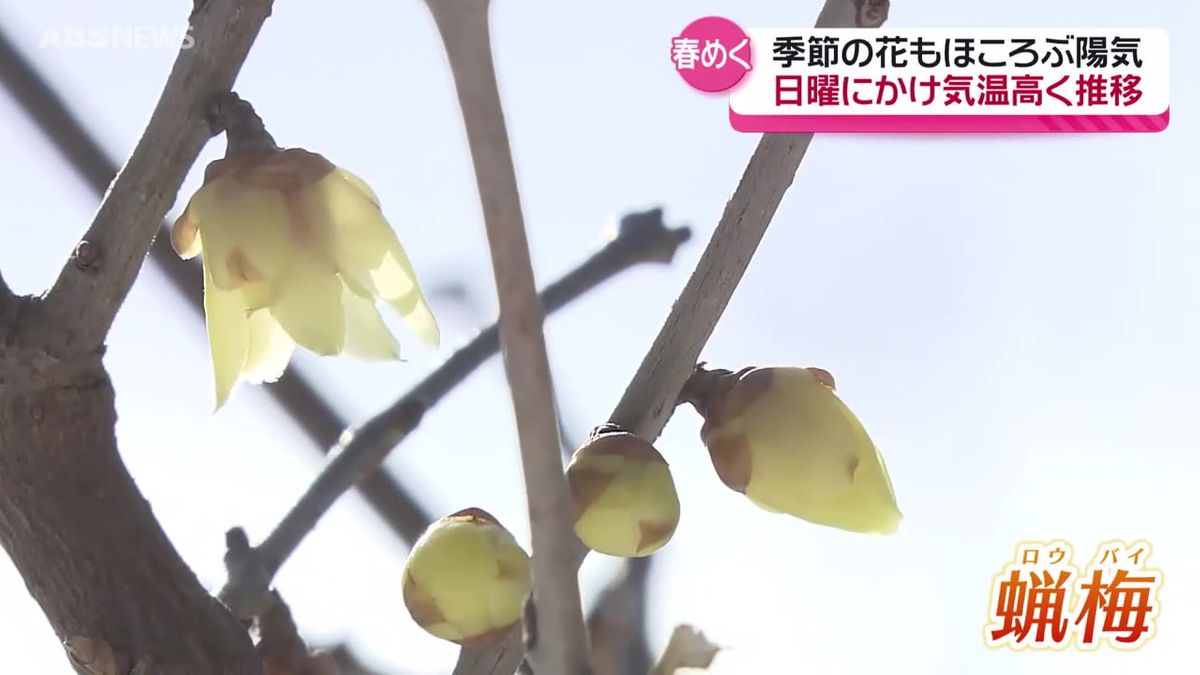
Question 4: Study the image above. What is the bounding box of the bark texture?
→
[0,312,259,673]
[0,0,274,670]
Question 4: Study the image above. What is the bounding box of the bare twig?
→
[587,557,655,675]
[425,0,592,672]
[613,1,890,439]
[607,0,893,441]
[23,0,275,352]
[413,275,605,462]
[607,132,811,439]
[254,591,339,675]
[219,401,425,619]
[453,1,891,672]
[375,209,686,461]
[219,210,690,618]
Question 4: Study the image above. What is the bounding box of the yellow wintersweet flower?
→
[402,508,532,646]
[170,148,438,408]
[687,366,902,534]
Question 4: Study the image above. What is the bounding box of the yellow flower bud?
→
[686,366,901,534]
[402,508,532,646]
[567,427,681,557]
[171,148,439,409]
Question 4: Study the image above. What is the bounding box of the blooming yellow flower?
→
[693,366,902,534]
[402,508,532,646]
[171,148,438,408]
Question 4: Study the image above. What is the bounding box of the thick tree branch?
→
[0,268,12,321]
[253,591,339,675]
[219,210,689,619]
[453,2,891,672]
[0,2,275,672]
[426,0,591,672]
[28,0,274,352]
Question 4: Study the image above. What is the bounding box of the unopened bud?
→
[567,427,681,557]
[402,508,531,646]
[685,366,902,535]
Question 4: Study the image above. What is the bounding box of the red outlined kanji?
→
[1073,540,1161,651]
[985,541,1078,650]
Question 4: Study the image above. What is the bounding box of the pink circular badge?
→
[670,16,753,93]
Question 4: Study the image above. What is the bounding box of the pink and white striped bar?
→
[728,28,1170,134]
[730,110,1171,133]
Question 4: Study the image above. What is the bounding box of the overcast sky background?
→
[1,1,1197,673]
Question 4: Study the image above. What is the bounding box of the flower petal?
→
[243,309,295,383]
[268,259,345,356]
[203,262,249,410]
[336,167,380,207]
[341,280,399,360]
[311,168,440,346]
[190,176,294,290]
[238,279,279,312]
[170,205,202,259]
[323,182,398,277]
[317,173,418,293]
[389,289,440,347]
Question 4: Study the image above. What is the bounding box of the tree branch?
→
[0,2,277,671]
[0,267,12,320]
[586,557,655,675]
[219,210,689,619]
[28,0,274,353]
[253,591,339,675]
[317,642,392,675]
[425,0,592,672]
[0,18,434,551]
[612,0,890,439]
[453,1,891,672]
[1,27,694,563]
[607,134,810,438]
[5,21,691,647]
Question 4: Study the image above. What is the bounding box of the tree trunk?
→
[0,337,259,674]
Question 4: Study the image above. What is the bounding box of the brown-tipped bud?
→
[687,366,902,535]
[402,508,531,646]
[567,428,681,557]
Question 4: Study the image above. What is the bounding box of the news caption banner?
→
[670,17,1169,133]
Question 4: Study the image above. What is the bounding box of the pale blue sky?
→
[1,1,1197,673]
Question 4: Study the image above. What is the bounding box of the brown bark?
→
[0,1,274,671]
[0,309,259,674]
